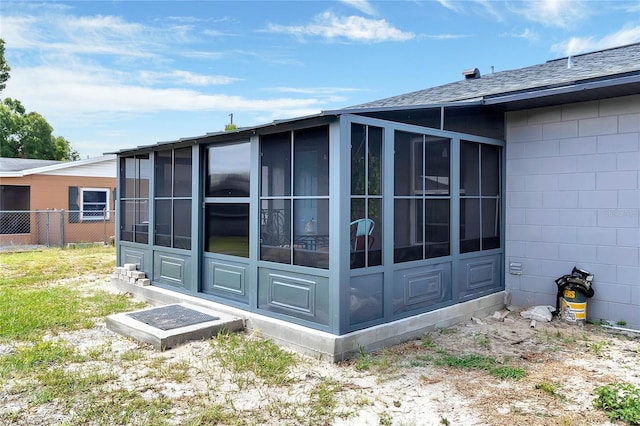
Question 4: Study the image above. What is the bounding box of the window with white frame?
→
[81,188,110,221]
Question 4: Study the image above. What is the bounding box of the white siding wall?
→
[505,94,640,329]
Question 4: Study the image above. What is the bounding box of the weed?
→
[593,382,640,424]
[440,416,450,425]
[186,403,240,426]
[75,388,172,425]
[474,333,491,348]
[379,411,392,425]
[588,340,609,355]
[535,381,565,400]
[121,348,144,362]
[305,378,340,422]
[433,351,526,380]
[616,320,627,326]
[211,331,296,388]
[420,337,436,349]
[0,340,79,378]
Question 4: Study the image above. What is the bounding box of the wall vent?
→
[463,68,481,80]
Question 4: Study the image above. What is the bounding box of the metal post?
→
[103,208,107,245]
[60,210,65,248]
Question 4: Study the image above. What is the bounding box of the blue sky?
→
[2,0,640,158]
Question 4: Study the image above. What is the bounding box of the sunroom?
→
[114,107,505,360]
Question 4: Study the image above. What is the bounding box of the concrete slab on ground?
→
[106,302,244,350]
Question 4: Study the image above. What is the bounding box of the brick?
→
[579,116,618,137]
[138,278,151,286]
[128,270,146,279]
[576,153,617,172]
[577,191,618,209]
[600,94,640,116]
[129,277,137,284]
[561,100,599,121]
[596,171,637,190]
[597,133,639,153]
[559,136,597,156]
[508,124,543,143]
[123,263,137,271]
[619,113,640,133]
[543,121,577,140]
[525,139,559,157]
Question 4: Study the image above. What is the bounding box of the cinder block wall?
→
[505,94,640,329]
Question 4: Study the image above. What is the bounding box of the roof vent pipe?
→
[567,56,573,69]
[463,68,481,80]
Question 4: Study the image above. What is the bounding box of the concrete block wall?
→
[505,94,640,329]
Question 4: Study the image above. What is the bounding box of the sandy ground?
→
[2,276,639,425]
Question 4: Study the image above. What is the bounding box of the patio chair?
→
[350,218,374,251]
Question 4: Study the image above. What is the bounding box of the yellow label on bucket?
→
[563,290,576,299]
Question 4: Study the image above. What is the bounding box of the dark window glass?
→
[460,198,480,253]
[121,158,134,199]
[173,199,191,250]
[154,199,172,247]
[294,126,329,197]
[206,143,250,197]
[174,147,192,197]
[155,150,172,197]
[205,203,249,257]
[261,132,291,197]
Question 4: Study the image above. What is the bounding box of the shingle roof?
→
[347,43,640,110]
[0,158,61,172]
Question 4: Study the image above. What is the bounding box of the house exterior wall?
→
[505,94,640,329]
[0,174,116,246]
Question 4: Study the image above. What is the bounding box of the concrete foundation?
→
[111,278,505,361]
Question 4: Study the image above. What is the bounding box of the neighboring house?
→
[0,155,117,246]
[112,43,639,360]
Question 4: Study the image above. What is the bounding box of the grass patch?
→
[593,382,640,424]
[75,388,172,426]
[535,381,565,400]
[0,247,141,342]
[210,331,297,388]
[0,340,80,379]
[433,351,526,380]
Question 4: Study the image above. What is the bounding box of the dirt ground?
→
[2,275,639,425]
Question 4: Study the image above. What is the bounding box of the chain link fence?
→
[0,210,116,249]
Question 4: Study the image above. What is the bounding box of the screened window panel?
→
[460,198,480,253]
[482,198,500,250]
[155,151,172,197]
[260,199,291,263]
[293,199,329,269]
[368,127,383,196]
[424,137,450,195]
[394,198,422,263]
[120,200,134,242]
[394,131,416,196]
[121,158,135,199]
[261,132,291,197]
[460,141,479,196]
[481,144,500,196]
[293,126,329,197]
[173,199,191,250]
[351,123,366,196]
[154,199,172,247]
[137,156,150,198]
[425,199,450,258]
[173,147,192,197]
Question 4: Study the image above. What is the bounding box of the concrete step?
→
[106,303,244,350]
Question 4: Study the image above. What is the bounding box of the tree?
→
[0,39,79,160]
[0,39,10,93]
[0,98,79,160]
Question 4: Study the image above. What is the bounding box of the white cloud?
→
[265,86,367,95]
[503,28,539,41]
[551,25,640,56]
[3,65,324,120]
[267,11,414,42]
[339,0,377,16]
[511,0,591,28]
[437,0,463,12]
[137,70,242,86]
